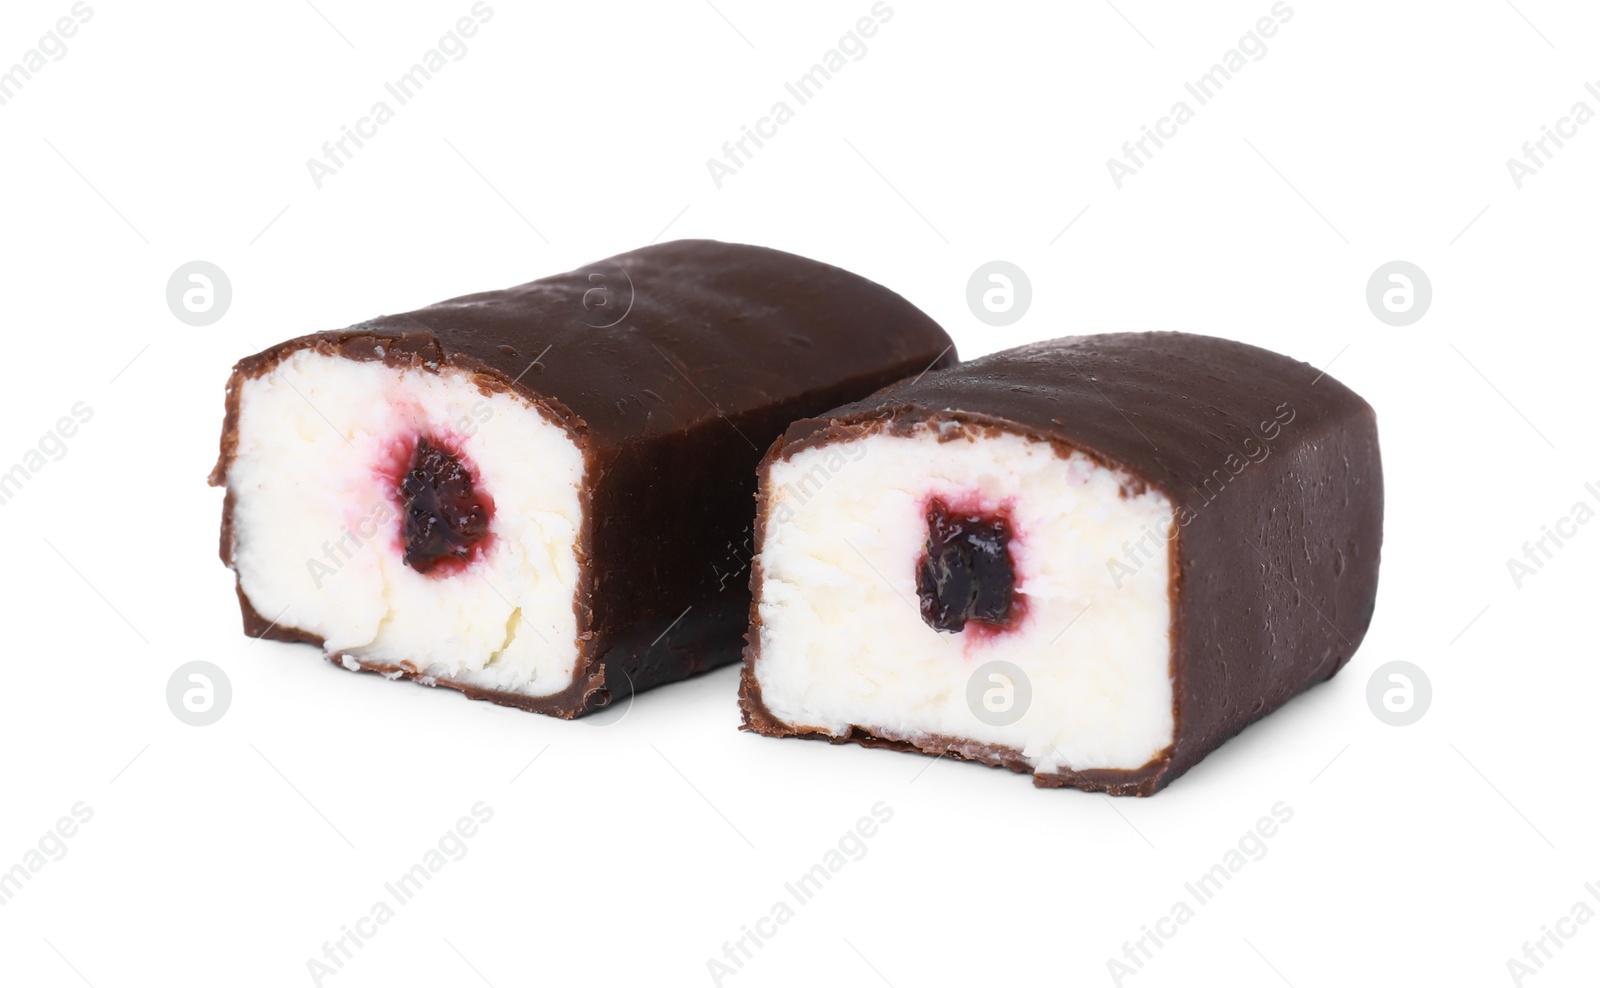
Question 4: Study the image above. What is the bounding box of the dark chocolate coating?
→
[740,332,1382,795]
[211,240,956,717]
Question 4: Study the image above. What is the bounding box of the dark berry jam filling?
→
[395,436,493,575]
[916,496,1020,634]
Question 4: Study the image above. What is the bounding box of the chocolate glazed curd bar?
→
[209,240,955,717]
[739,332,1382,794]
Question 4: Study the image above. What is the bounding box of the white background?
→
[1,1,1596,985]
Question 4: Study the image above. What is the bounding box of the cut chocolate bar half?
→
[740,332,1382,794]
[210,240,954,717]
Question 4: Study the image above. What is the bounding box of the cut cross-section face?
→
[223,348,585,700]
[750,420,1176,778]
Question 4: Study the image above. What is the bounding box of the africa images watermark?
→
[0,2,94,109]
[0,401,94,509]
[1106,1,1295,189]
[1106,801,1294,985]
[712,523,755,592]
[305,801,495,985]
[766,441,872,529]
[705,801,895,985]
[305,2,495,189]
[1505,81,1600,190]
[1504,479,1600,589]
[1504,881,1600,985]
[1107,401,1296,589]
[305,496,395,590]
[705,1,894,190]
[0,802,95,908]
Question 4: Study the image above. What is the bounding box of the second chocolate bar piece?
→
[740,332,1382,794]
[210,240,955,716]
